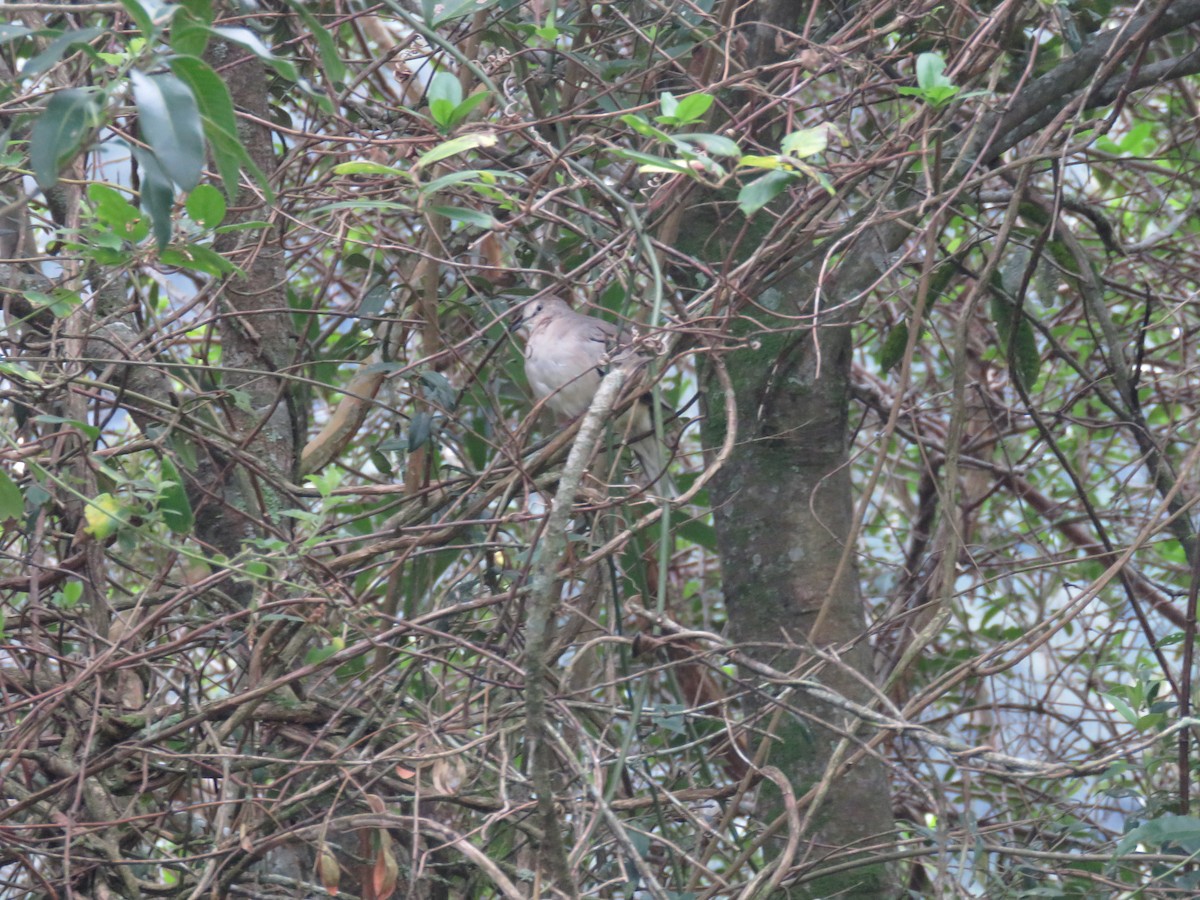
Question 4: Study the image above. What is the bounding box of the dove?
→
[513,296,673,494]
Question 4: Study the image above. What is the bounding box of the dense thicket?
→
[3,1,1200,897]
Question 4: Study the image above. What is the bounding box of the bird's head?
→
[509,295,568,336]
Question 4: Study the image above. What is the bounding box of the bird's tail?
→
[631,434,675,499]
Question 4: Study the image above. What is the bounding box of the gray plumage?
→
[514,296,673,495]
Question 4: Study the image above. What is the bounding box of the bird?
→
[512,295,674,495]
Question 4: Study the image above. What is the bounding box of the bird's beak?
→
[507,309,524,334]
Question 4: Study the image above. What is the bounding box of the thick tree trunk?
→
[702,286,897,896]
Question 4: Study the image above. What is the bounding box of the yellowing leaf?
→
[84,492,123,539]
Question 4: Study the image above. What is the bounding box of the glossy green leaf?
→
[672,92,713,124]
[131,70,205,191]
[135,146,175,248]
[30,88,100,190]
[178,0,213,22]
[158,456,195,534]
[916,52,952,90]
[620,114,675,144]
[167,56,259,199]
[428,71,463,108]
[159,243,236,276]
[419,169,523,195]
[441,90,490,131]
[33,415,100,441]
[1116,815,1200,857]
[737,169,795,215]
[878,321,909,373]
[211,26,298,81]
[88,183,146,240]
[0,360,44,385]
[673,133,740,157]
[0,24,34,45]
[424,0,501,26]
[24,289,82,318]
[0,469,23,521]
[407,411,432,452]
[186,183,226,228]
[169,8,210,56]
[611,148,692,174]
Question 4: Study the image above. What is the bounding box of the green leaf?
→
[24,289,82,318]
[672,92,714,123]
[57,581,84,608]
[418,370,456,411]
[166,56,249,199]
[412,132,498,171]
[178,0,213,22]
[186,183,226,228]
[677,518,716,551]
[211,26,298,81]
[131,70,205,191]
[360,283,392,317]
[445,90,490,130]
[1116,815,1200,857]
[878,321,909,373]
[916,52,952,90]
[428,206,497,229]
[158,455,195,534]
[332,161,408,177]
[21,26,105,78]
[781,126,829,158]
[30,88,100,190]
[423,0,502,26]
[304,643,339,666]
[658,91,678,118]
[0,469,23,520]
[1103,691,1137,725]
[737,170,795,215]
[420,168,523,195]
[0,24,34,45]
[738,154,787,170]
[673,133,740,157]
[370,448,395,476]
[33,415,100,441]
[281,0,346,85]
[88,183,146,240]
[135,146,175,248]
[159,243,236,276]
[169,8,210,57]
[407,411,432,452]
[0,360,44,384]
[429,98,456,130]
[427,71,463,108]
[990,295,1041,389]
[118,0,163,37]
[620,114,675,144]
[611,148,692,174]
